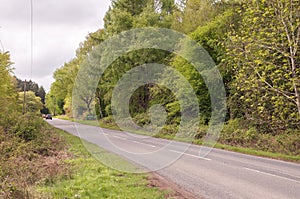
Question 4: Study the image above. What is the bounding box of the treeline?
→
[16,78,46,103]
[0,59,47,117]
[16,78,48,114]
[47,0,299,141]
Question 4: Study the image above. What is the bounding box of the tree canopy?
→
[47,0,300,135]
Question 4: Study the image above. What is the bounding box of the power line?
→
[30,0,33,79]
[23,0,34,115]
[0,26,4,52]
[0,39,4,52]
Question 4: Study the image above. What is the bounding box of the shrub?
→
[11,113,43,142]
[219,119,300,156]
[0,114,69,198]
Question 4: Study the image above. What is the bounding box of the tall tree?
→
[0,52,17,124]
[177,0,217,33]
[95,0,177,120]
[38,86,46,104]
[18,91,43,114]
[226,0,300,132]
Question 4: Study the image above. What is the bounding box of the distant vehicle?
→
[45,114,52,120]
[86,114,96,120]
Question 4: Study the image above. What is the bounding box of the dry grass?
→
[0,116,70,199]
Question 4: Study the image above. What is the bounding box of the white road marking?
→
[103,133,156,147]
[169,149,211,161]
[132,140,156,148]
[112,135,127,140]
[244,167,300,184]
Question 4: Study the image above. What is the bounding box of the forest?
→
[47,0,300,155]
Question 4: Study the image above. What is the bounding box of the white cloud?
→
[0,0,111,91]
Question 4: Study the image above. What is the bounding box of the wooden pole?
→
[22,80,26,114]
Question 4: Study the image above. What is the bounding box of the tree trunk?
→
[291,56,300,118]
[96,89,104,119]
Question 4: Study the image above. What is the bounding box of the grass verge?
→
[36,128,170,199]
[213,143,300,162]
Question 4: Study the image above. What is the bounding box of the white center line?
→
[112,135,127,140]
[132,140,156,148]
[169,149,211,161]
[104,133,156,147]
[244,167,300,184]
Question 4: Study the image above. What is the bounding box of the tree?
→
[73,59,97,116]
[226,0,300,132]
[38,86,46,104]
[170,2,238,123]
[45,92,58,116]
[47,30,104,117]
[0,52,17,124]
[93,0,177,120]
[18,91,43,114]
[176,0,217,33]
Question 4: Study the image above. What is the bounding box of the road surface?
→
[48,119,300,199]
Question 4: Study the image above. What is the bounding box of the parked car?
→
[86,114,96,120]
[45,114,52,120]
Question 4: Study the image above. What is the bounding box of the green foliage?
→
[225,0,300,132]
[219,119,300,156]
[11,113,43,141]
[178,0,217,33]
[47,0,300,153]
[0,52,18,123]
[0,114,68,198]
[18,91,43,114]
[15,79,46,107]
[46,30,106,117]
[191,9,236,64]
[0,56,65,196]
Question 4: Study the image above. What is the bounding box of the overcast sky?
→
[0,0,111,91]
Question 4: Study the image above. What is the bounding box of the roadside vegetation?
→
[0,114,68,198]
[47,0,299,160]
[0,52,172,198]
[36,129,171,199]
[0,51,67,198]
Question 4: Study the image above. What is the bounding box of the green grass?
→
[213,143,300,162]
[54,115,300,163]
[37,129,168,199]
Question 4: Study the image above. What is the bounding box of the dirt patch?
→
[147,172,201,199]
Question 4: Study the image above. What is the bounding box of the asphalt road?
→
[48,119,300,199]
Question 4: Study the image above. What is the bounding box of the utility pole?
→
[22,80,27,114]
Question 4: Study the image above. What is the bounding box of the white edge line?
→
[244,167,300,184]
[169,149,211,161]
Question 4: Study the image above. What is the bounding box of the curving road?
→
[48,119,300,199]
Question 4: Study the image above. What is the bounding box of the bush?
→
[12,113,43,142]
[101,115,116,125]
[219,119,300,156]
[0,114,69,198]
